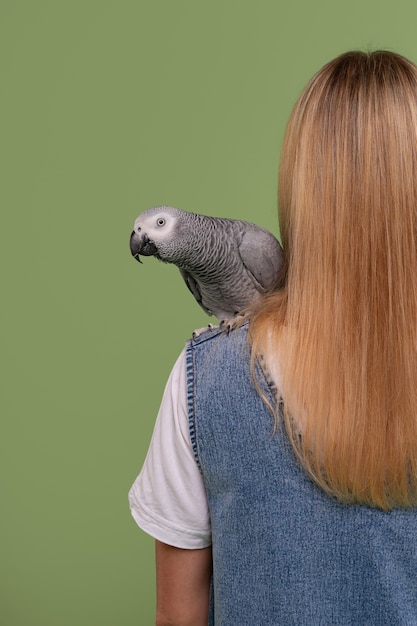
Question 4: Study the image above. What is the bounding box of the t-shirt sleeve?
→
[128,350,211,549]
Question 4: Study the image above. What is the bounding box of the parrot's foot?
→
[192,323,218,339]
[219,313,246,334]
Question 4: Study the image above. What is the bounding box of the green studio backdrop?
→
[2,1,417,624]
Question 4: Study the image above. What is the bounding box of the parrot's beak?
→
[130,231,158,261]
[130,231,143,262]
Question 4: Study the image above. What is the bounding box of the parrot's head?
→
[130,206,189,264]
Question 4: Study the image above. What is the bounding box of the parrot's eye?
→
[156,218,166,227]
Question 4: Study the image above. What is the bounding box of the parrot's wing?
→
[237,228,283,292]
[179,268,213,316]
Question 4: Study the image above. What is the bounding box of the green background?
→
[2,1,417,624]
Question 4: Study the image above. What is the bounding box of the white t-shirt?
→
[129,337,282,549]
[128,350,212,549]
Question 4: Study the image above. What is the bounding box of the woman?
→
[129,51,417,625]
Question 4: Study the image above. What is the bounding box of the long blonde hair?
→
[250,50,417,510]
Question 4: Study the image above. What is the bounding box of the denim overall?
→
[186,324,417,625]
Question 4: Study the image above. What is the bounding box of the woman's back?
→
[188,325,417,625]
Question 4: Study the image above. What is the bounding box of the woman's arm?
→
[155,541,212,626]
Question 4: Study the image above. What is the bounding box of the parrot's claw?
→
[219,313,246,334]
[192,323,218,339]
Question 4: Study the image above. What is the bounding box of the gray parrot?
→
[129,206,284,322]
